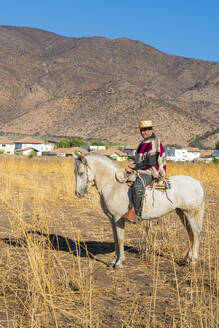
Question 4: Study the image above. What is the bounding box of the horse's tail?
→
[197,187,205,232]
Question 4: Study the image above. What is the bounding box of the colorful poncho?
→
[135,133,166,179]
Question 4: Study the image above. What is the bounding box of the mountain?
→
[0,25,219,146]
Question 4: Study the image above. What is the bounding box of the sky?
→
[1,0,219,62]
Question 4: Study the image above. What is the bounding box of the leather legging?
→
[132,173,153,216]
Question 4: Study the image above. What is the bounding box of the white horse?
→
[74,153,205,268]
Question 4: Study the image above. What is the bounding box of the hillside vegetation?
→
[189,127,219,148]
[0,26,219,146]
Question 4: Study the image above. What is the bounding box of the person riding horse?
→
[123,120,166,223]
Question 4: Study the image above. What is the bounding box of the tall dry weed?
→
[0,156,217,327]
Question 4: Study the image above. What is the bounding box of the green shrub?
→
[90,139,107,146]
[215,141,219,150]
[212,156,219,164]
[57,138,88,148]
[28,151,36,158]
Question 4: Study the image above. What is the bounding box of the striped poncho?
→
[135,133,166,179]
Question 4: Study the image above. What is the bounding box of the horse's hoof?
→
[109,257,117,267]
[114,262,123,269]
[190,259,198,266]
[178,256,197,266]
[177,259,189,267]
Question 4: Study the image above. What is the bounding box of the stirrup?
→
[136,215,143,224]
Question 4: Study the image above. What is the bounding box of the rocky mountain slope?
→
[0,25,218,146]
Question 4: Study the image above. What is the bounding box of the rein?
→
[82,158,116,193]
[82,160,94,193]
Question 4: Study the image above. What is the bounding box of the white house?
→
[165,148,175,161]
[15,147,40,156]
[93,148,128,161]
[14,137,53,156]
[185,148,201,162]
[174,149,188,162]
[89,145,106,151]
[0,138,15,154]
[165,147,201,162]
[124,144,138,156]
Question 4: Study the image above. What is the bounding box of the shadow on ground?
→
[1,230,138,266]
[1,231,189,267]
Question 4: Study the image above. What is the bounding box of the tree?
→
[90,139,106,146]
[69,138,88,147]
[57,138,88,148]
[56,139,71,148]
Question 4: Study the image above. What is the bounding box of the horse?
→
[74,152,205,268]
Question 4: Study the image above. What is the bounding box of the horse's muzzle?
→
[75,191,82,198]
[75,190,86,198]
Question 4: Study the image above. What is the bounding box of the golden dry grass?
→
[0,156,218,327]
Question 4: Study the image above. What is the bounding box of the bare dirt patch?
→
[0,157,218,327]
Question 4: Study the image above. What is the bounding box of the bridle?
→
[77,155,95,193]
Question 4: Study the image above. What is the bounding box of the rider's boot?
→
[123,205,137,223]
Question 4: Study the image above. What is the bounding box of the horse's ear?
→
[80,154,87,165]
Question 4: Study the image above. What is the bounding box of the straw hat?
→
[139,120,158,129]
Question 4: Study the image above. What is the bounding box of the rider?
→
[123,120,166,223]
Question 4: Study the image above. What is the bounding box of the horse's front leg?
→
[109,217,125,268]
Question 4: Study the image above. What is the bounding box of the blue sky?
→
[1,0,219,62]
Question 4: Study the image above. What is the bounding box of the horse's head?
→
[74,155,94,198]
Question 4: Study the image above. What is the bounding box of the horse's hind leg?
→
[176,207,203,264]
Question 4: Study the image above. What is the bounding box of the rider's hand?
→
[125,163,136,173]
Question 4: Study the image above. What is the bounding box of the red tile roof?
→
[124,144,138,150]
[0,138,15,144]
[15,137,44,144]
[92,148,128,157]
[185,147,201,152]
[200,150,213,157]
[49,147,87,155]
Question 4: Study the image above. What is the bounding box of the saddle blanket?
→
[147,178,171,190]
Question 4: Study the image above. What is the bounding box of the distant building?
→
[80,145,90,152]
[165,148,175,161]
[173,149,187,162]
[92,148,128,161]
[14,137,53,156]
[15,147,40,156]
[165,147,201,162]
[213,150,219,159]
[0,138,15,154]
[89,145,106,151]
[185,147,201,162]
[124,144,138,156]
[47,147,87,157]
[199,149,214,162]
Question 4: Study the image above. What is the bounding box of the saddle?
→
[115,169,171,190]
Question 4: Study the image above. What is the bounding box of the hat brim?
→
[139,124,159,129]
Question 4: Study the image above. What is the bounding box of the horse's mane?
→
[85,152,118,170]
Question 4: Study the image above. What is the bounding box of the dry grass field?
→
[0,156,218,328]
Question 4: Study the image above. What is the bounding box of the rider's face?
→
[140,127,153,139]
